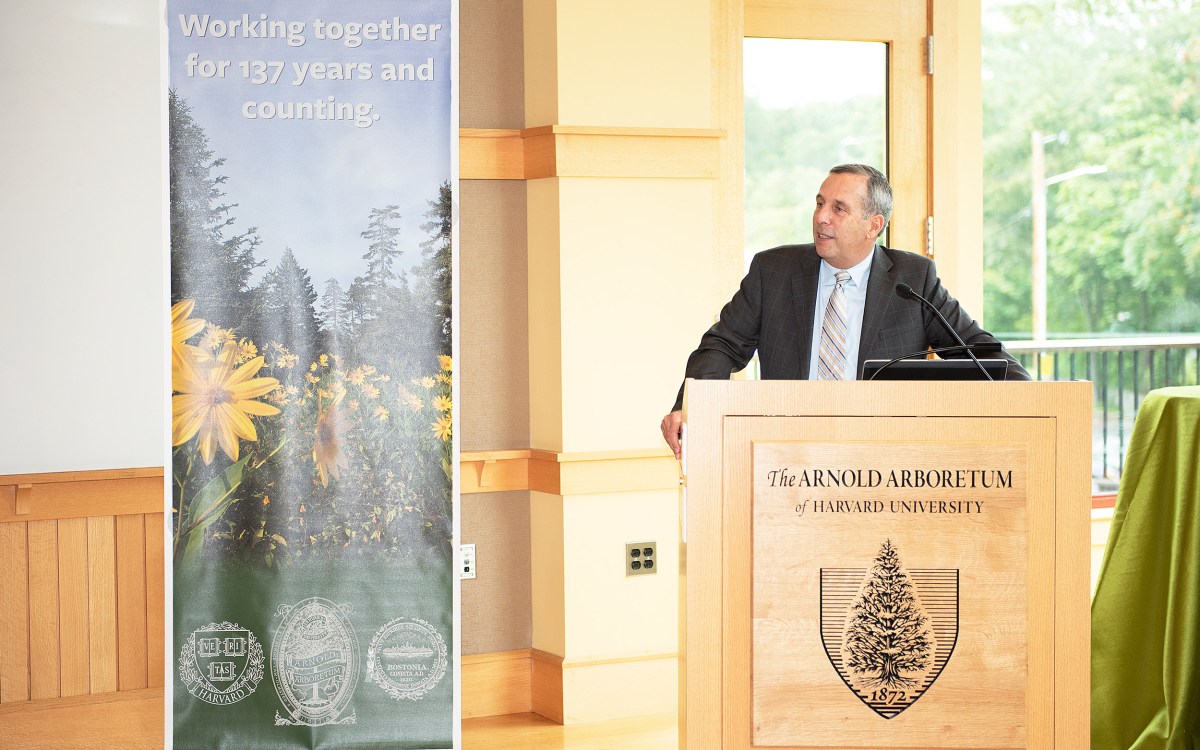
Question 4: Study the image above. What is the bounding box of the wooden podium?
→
[678,380,1091,749]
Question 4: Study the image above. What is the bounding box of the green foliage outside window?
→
[983,0,1200,337]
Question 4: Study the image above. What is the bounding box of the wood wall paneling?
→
[460,451,532,494]
[459,127,724,181]
[0,471,166,747]
[0,473,163,524]
[144,514,165,689]
[0,520,30,703]
[460,129,526,180]
[57,517,91,697]
[27,519,60,700]
[0,687,163,750]
[115,514,148,691]
[86,515,118,694]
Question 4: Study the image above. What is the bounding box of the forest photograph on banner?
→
[166,1,456,748]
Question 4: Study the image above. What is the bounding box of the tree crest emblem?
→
[820,539,958,719]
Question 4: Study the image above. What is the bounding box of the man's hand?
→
[660,410,683,460]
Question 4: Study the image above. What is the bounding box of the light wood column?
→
[521,0,731,724]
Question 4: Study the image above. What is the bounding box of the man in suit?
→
[660,163,1030,458]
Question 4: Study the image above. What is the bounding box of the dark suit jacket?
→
[673,244,1031,411]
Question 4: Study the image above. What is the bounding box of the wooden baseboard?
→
[462,648,532,719]
[531,649,564,724]
[0,688,163,750]
[530,649,679,725]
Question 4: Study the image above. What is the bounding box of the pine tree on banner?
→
[351,204,435,379]
[415,180,453,354]
[168,91,263,331]
[359,204,406,314]
[248,248,321,370]
[843,539,934,689]
[319,277,351,354]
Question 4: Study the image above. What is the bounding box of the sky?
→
[168,0,452,291]
[744,38,886,109]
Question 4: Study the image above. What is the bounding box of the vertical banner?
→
[166,2,457,748]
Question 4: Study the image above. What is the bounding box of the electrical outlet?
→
[461,544,476,579]
[625,541,657,576]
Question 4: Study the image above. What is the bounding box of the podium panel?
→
[680,382,1090,750]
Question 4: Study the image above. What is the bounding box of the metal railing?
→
[1005,335,1200,491]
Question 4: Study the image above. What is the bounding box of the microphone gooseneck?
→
[894,283,994,381]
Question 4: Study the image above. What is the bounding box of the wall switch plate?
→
[626,541,657,576]
[461,544,476,579]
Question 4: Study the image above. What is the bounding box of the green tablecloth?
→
[1092,386,1200,749]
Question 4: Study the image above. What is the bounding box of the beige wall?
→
[520,0,729,721]
[460,490,532,654]
[461,0,525,130]
[461,0,731,717]
[459,0,534,657]
[459,180,530,453]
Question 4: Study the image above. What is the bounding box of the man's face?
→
[812,172,885,269]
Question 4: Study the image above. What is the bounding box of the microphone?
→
[895,283,994,381]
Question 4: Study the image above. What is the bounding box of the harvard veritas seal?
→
[178,621,264,705]
[366,617,449,701]
[272,597,359,726]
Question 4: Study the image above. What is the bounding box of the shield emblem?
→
[193,628,253,689]
[820,540,959,719]
[178,621,264,705]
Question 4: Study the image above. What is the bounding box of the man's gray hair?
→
[829,163,893,233]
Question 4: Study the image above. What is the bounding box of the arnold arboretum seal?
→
[821,539,959,719]
[272,598,360,726]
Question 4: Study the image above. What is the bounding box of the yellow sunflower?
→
[313,402,351,487]
[432,395,452,412]
[234,338,258,364]
[438,354,453,372]
[199,324,235,353]
[432,414,452,442]
[170,299,206,385]
[172,355,281,464]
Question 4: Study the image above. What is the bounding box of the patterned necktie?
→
[817,271,852,380]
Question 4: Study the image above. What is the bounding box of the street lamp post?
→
[1030,129,1106,341]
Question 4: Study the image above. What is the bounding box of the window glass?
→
[744,38,887,267]
[982,0,1200,339]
